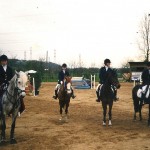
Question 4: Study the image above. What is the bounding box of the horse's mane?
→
[10,71,28,84]
[9,74,17,84]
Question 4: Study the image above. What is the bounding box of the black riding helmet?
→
[104,59,111,65]
[0,55,8,61]
[62,63,67,68]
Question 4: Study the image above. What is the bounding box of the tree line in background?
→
[8,58,131,83]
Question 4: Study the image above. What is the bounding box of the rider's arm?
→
[99,68,104,84]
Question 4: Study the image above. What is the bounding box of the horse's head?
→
[107,69,121,89]
[59,76,72,94]
[65,76,72,83]
[15,71,28,97]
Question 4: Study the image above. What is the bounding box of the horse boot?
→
[96,90,100,102]
[19,98,25,114]
[53,90,58,100]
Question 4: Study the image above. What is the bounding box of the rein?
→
[4,77,25,106]
[5,87,22,105]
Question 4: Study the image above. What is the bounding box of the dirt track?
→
[1,82,150,150]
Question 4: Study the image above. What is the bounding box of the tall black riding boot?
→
[96,91,100,102]
[114,90,119,101]
[141,94,145,105]
[53,90,58,99]
[71,90,76,99]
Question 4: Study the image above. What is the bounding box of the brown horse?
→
[58,76,72,122]
[99,70,120,126]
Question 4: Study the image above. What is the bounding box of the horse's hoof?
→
[65,117,69,123]
[0,140,6,146]
[102,121,106,126]
[108,120,112,126]
[59,117,63,121]
[10,139,17,144]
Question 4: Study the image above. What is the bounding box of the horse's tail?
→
[132,85,141,113]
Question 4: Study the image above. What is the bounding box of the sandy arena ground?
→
[1,82,150,150]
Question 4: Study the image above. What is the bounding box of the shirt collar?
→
[2,65,7,72]
[105,66,109,71]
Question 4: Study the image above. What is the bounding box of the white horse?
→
[0,71,28,145]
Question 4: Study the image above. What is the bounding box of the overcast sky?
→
[0,0,150,67]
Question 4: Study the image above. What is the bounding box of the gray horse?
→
[0,71,28,145]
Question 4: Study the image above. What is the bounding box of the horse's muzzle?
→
[20,92,26,97]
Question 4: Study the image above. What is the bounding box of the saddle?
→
[98,84,115,98]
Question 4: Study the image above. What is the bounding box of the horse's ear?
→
[25,71,28,75]
[15,70,19,77]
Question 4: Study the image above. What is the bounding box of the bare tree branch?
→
[138,14,150,61]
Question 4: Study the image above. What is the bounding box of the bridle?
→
[5,76,26,105]
[15,77,26,94]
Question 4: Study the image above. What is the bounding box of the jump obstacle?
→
[91,75,96,89]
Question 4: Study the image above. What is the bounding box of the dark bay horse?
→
[0,71,28,144]
[132,84,150,126]
[58,76,72,122]
[99,70,120,126]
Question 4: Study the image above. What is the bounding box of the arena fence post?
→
[91,75,96,89]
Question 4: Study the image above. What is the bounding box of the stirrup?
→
[96,99,100,102]
[114,97,119,101]
[53,95,57,99]
[72,95,76,99]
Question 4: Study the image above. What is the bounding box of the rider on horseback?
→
[52,63,76,100]
[0,55,25,115]
[141,62,150,104]
[96,59,119,102]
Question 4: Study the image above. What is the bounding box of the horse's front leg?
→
[102,100,107,126]
[64,98,70,122]
[108,101,113,126]
[133,111,137,121]
[65,97,70,115]
[148,104,150,127]
[10,112,18,144]
[59,100,63,121]
[139,102,143,121]
[0,114,6,144]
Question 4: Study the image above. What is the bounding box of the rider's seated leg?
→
[71,88,76,99]
[113,86,119,101]
[53,89,58,99]
[52,84,60,99]
[141,93,145,105]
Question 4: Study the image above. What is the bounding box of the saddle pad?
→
[137,85,150,98]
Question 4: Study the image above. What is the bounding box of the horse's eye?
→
[18,81,21,84]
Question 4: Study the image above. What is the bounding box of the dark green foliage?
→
[8,59,127,83]
[29,72,42,91]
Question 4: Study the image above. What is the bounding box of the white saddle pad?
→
[137,85,150,98]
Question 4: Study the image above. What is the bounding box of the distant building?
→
[128,62,148,82]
